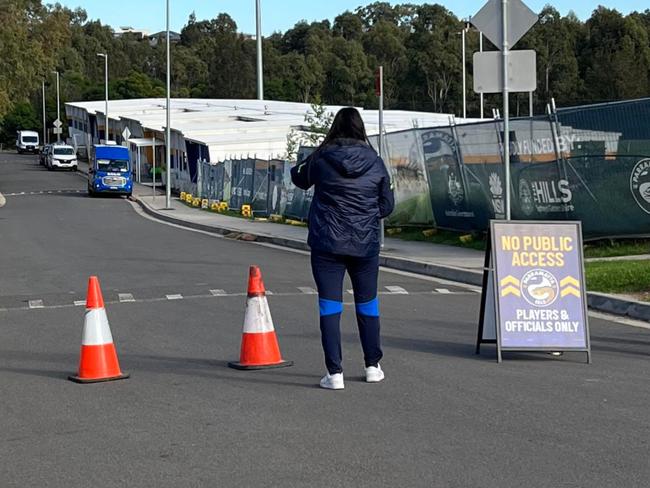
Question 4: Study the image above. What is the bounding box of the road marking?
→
[210,289,227,296]
[28,300,44,309]
[118,293,135,303]
[0,289,475,314]
[346,289,354,295]
[385,286,408,295]
[435,288,452,294]
[298,287,317,295]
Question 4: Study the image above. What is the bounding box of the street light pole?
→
[41,80,47,145]
[461,24,467,119]
[97,53,109,141]
[51,71,61,143]
[165,0,172,209]
[256,0,264,100]
[478,32,485,119]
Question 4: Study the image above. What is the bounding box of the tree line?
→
[1,1,649,144]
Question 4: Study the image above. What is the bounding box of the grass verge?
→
[585,260,650,300]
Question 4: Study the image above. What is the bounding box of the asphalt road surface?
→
[1,152,649,488]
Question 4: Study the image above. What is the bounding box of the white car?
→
[47,145,78,171]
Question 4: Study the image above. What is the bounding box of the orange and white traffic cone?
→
[228,266,293,370]
[69,276,129,383]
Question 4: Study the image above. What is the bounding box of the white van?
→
[16,131,40,153]
[47,144,78,171]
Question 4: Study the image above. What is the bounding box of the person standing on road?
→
[291,107,394,390]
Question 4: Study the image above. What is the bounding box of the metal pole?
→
[378,66,384,157]
[165,0,172,209]
[462,26,467,120]
[378,66,386,249]
[478,32,485,119]
[529,91,533,117]
[152,137,156,200]
[502,0,511,220]
[41,81,47,146]
[256,0,264,100]
[105,54,109,141]
[54,71,60,143]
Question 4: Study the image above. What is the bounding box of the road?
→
[1,152,649,488]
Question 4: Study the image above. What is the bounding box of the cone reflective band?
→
[69,276,129,383]
[228,266,292,370]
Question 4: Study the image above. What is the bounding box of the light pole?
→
[165,0,172,209]
[97,53,109,142]
[42,80,47,145]
[478,32,485,119]
[459,22,470,120]
[51,70,61,143]
[256,0,264,100]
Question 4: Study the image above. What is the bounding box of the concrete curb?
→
[587,292,650,322]
[135,197,648,322]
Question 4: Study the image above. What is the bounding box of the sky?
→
[56,1,648,35]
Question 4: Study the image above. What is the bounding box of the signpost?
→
[53,118,63,136]
[477,221,591,363]
[122,127,132,146]
[471,0,539,221]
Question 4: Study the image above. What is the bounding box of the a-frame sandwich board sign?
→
[477,220,591,364]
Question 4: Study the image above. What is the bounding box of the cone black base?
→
[68,372,130,384]
[227,360,293,371]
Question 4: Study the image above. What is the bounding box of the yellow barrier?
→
[241,205,252,218]
[185,194,193,204]
[192,197,201,207]
[218,202,228,212]
[180,192,187,201]
[201,199,209,209]
[211,201,221,211]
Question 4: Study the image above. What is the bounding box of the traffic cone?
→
[228,266,293,370]
[69,276,129,383]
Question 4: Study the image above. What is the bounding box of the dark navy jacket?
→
[291,138,394,257]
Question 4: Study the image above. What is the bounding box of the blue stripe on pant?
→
[312,251,383,375]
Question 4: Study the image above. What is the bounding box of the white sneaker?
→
[320,373,344,390]
[365,364,385,383]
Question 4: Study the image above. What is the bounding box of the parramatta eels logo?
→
[630,159,650,215]
[521,269,559,307]
[500,274,556,305]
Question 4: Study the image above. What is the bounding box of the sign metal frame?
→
[477,220,592,363]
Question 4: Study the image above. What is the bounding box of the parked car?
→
[16,130,40,153]
[39,144,52,166]
[47,144,78,171]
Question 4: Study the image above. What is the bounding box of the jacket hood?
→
[320,139,378,178]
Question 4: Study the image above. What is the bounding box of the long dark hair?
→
[319,107,368,148]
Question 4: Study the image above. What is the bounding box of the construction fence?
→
[175,98,650,239]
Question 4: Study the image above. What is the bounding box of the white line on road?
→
[435,288,452,294]
[210,289,227,296]
[0,289,474,314]
[298,287,317,295]
[28,300,44,309]
[385,286,408,294]
[118,293,135,303]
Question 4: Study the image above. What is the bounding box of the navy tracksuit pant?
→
[311,251,383,375]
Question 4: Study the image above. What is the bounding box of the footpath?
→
[131,187,650,323]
